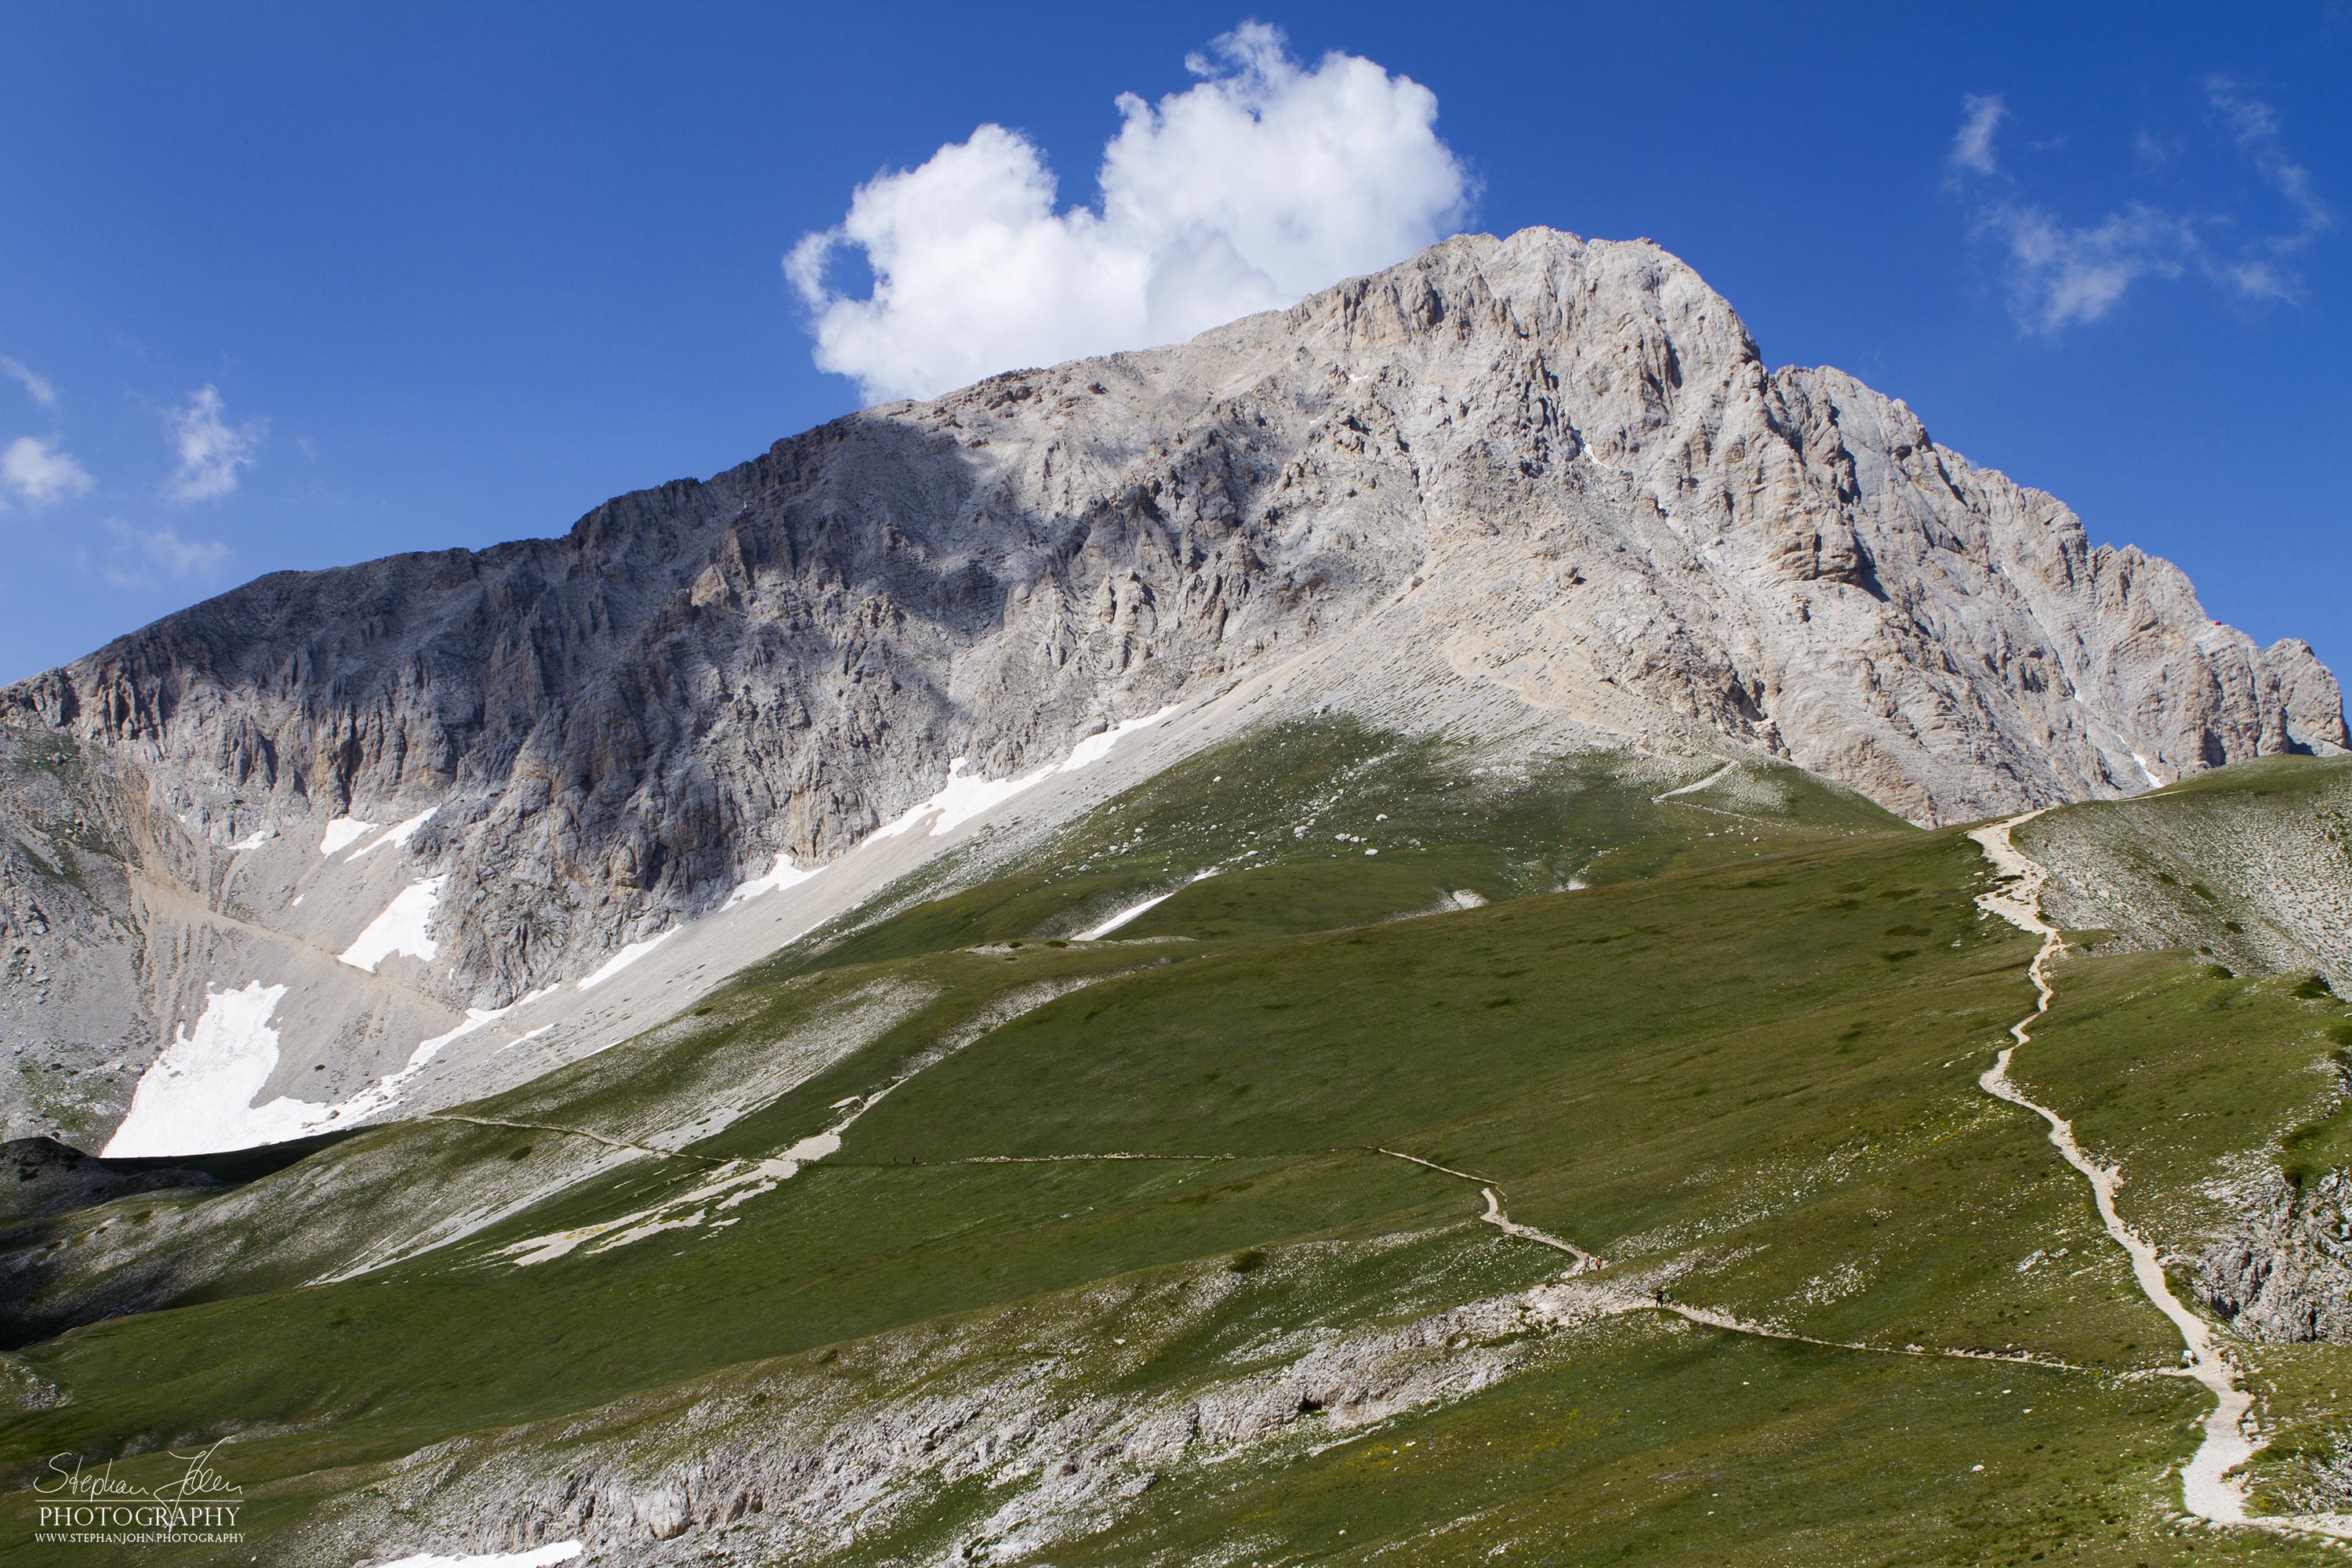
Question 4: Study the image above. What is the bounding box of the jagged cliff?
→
[2,227,2342,1143]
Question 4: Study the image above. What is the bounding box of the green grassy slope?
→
[794,716,1904,971]
[2,750,2347,1565]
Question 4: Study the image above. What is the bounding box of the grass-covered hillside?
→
[3,746,2349,1566]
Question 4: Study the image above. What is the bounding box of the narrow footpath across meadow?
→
[425,1112,719,1164]
[1371,1147,2083,1375]
[417,848,2352,1539]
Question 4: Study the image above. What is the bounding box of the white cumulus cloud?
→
[2,435,93,505]
[1,356,58,408]
[786,23,1473,403]
[168,384,266,501]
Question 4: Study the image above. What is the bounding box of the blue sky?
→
[2,2,2345,686]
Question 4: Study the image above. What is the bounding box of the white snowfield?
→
[1650,760,1735,803]
[339,876,448,971]
[1061,704,1183,770]
[702,709,1175,927]
[871,703,1182,844]
[321,994,548,1127]
[366,1544,583,1568]
[107,981,510,1157]
[576,928,675,989]
[103,982,314,1156]
[351,808,438,858]
[720,851,819,911]
[588,702,1188,979]
[499,1134,840,1268]
[319,815,379,856]
[117,991,580,1156]
[1079,867,1218,940]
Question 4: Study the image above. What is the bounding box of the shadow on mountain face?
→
[0,407,1209,1018]
[0,1128,358,1348]
[2,1130,361,1221]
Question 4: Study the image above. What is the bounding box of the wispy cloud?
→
[2205,76,2332,234]
[166,385,265,501]
[1948,94,2007,177]
[1947,84,2334,334]
[1973,203,2198,332]
[0,357,57,408]
[1,435,93,505]
[101,519,230,588]
[787,23,1474,402]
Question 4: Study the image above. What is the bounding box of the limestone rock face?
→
[0,227,2340,1140]
[2198,1169,2352,1345]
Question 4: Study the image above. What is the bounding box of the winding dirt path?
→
[424,1112,720,1165]
[1965,813,2352,1537]
[946,1152,1243,1165]
[1373,1146,2080,1374]
[1374,1146,1604,1271]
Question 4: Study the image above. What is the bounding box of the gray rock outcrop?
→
[2198,1168,2352,1344]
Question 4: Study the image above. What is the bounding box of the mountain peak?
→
[1,226,2341,1149]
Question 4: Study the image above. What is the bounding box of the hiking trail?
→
[1969,812,2352,1538]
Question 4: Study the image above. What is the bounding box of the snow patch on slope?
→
[1063,704,1183,769]
[874,703,1183,843]
[352,808,437,858]
[578,929,675,990]
[325,1001,531,1126]
[500,1132,842,1267]
[339,877,447,971]
[1079,867,1218,939]
[722,852,819,912]
[872,758,1052,842]
[106,975,574,1156]
[367,1544,583,1568]
[103,982,315,1156]
[320,816,378,856]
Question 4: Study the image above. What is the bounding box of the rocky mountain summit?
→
[1,227,2342,1146]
